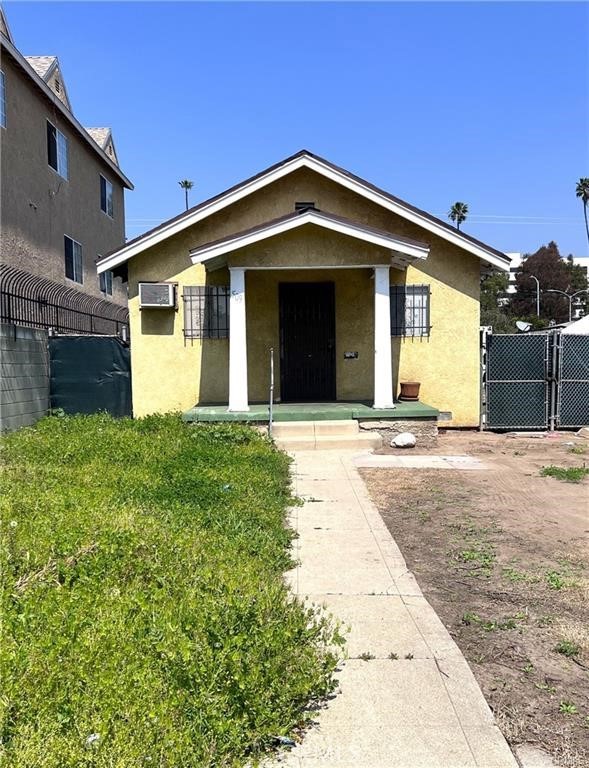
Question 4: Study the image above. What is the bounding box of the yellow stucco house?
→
[98,151,509,427]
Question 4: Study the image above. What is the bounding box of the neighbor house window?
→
[47,121,68,178]
[0,71,6,128]
[100,175,114,217]
[99,269,113,295]
[390,284,431,337]
[183,286,229,339]
[64,235,83,283]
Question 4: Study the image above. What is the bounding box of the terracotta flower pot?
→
[398,381,421,402]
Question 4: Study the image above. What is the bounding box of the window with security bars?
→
[390,284,431,337]
[183,286,230,339]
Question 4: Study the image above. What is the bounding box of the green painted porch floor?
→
[182,400,439,423]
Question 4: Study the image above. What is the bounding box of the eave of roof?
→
[1,35,133,190]
[97,149,510,273]
[189,209,430,267]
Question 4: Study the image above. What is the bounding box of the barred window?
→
[183,286,229,339]
[390,284,431,337]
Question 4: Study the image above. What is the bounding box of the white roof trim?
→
[1,36,133,190]
[189,211,429,265]
[97,152,507,273]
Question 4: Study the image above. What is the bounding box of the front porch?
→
[182,399,439,423]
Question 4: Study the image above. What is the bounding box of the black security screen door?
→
[279,282,336,401]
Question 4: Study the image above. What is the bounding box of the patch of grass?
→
[540,465,589,483]
[559,702,578,715]
[404,652,414,660]
[537,615,554,627]
[546,570,566,590]
[388,652,399,660]
[568,445,587,455]
[462,611,519,632]
[0,415,342,767]
[535,682,557,694]
[502,566,530,583]
[358,652,375,661]
[555,640,581,658]
[457,545,496,573]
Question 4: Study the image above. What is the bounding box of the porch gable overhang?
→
[96,149,510,274]
[188,209,430,271]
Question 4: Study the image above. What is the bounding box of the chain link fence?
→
[483,331,589,430]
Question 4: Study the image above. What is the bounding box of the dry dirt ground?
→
[361,431,589,768]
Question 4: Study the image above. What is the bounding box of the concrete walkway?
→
[273,450,518,768]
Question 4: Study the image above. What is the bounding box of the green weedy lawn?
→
[0,414,341,767]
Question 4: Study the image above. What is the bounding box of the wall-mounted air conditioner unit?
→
[139,282,176,309]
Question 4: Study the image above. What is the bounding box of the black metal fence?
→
[0,264,129,336]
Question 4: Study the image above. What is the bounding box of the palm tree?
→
[178,179,194,211]
[448,202,469,231]
[575,177,589,246]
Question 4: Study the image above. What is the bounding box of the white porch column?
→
[228,268,249,411]
[373,266,395,409]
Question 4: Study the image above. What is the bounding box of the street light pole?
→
[545,288,589,322]
[529,275,540,317]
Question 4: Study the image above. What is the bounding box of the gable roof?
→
[24,55,71,110]
[189,208,430,270]
[0,8,13,43]
[85,127,119,166]
[85,127,111,149]
[97,150,509,274]
[1,32,133,189]
[24,55,56,79]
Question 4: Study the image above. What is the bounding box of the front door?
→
[279,282,336,401]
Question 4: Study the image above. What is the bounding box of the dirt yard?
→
[361,431,589,768]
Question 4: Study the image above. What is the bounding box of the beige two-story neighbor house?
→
[0,9,133,329]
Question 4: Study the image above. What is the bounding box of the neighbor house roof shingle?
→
[85,127,111,150]
[24,55,57,80]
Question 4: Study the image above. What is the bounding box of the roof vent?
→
[295,201,317,213]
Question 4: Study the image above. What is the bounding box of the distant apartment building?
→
[0,9,133,332]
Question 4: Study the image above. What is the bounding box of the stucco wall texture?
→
[0,56,127,304]
[128,169,481,427]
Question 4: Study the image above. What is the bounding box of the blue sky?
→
[6,1,589,256]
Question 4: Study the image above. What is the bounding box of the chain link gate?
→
[483,330,589,430]
[484,333,551,429]
[558,335,589,428]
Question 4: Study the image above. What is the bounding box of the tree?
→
[575,177,589,247]
[481,272,509,314]
[178,179,194,210]
[511,242,570,323]
[448,202,468,230]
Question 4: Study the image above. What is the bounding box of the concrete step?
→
[314,420,360,436]
[271,420,317,438]
[272,419,360,439]
[274,431,382,452]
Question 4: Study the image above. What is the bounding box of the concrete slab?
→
[268,450,518,768]
[354,454,489,470]
[303,594,431,659]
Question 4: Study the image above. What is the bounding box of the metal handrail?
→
[268,346,274,437]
